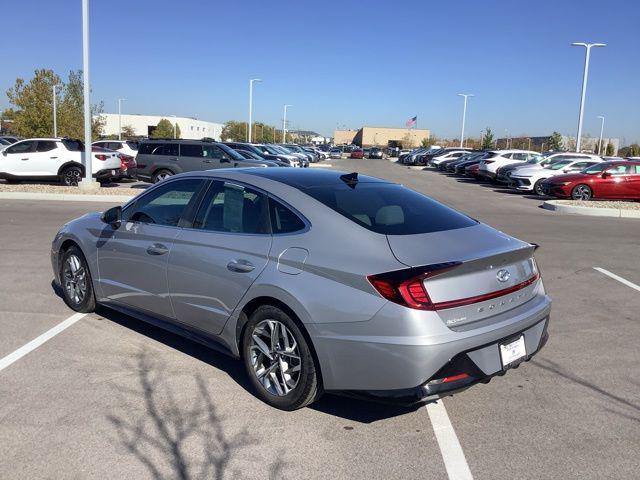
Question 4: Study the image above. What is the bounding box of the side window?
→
[634,165,640,174]
[36,141,58,152]
[125,179,203,227]
[111,142,123,150]
[138,143,155,155]
[203,145,225,159]
[164,143,179,156]
[608,164,631,176]
[512,153,528,161]
[571,162,591,170]
[193,181,269,234]
[180,144,203,157]
[6,141,36,154]
[269,198,306,234]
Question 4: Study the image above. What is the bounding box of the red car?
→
[542,161,640,200]
[465,163,480,178]
[350,149,364,159]
[118,153,137,179]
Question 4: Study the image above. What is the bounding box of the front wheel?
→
[242,305,321,410]
[533,179,546,196]
[571,184,592,200]
[60,246,96,313]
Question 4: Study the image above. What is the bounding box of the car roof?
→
[240,168,389,188]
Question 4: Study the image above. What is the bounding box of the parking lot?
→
[1,158,639,479]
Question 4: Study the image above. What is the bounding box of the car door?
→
[96,178,206,318]
[167,180,272,335]
[596,164,632,198]
[178,143,207,172]
[1,140,37,175]
[27,140,62,175]
[627,165,640,198]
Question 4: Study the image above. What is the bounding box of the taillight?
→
[95,154,107,161]
[367,262,461,310]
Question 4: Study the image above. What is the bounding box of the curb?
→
[310,163,333,168]
[542,200,640,219]
[0,192,135,203]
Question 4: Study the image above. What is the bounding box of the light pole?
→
[170,115,177,139]
[117,98,126,140]
[283,104,292,143]
[80,0,93,188]
[572,42,606,152]
[52,85,60,137]
[248,78,262,142]
[597,115,605,155]
[457,93,473,148]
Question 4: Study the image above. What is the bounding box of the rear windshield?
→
[62,139,84,151]
[302,183,477,235]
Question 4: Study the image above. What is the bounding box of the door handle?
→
[227,259,255,273]
[203,159,213,164]
[21,158,28,161]
[146,243,169,255]
[50,156,58,159]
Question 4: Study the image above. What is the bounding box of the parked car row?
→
[0,135,335,186]
[407,147,640,201]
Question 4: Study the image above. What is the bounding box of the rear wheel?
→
[60,246,96,313]
[152,169,174,183]
[571,184,592,200]
[60,166,82,186]
[533,179,546,196]
[242,305,321,410]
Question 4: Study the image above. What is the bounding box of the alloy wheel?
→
[572,185,592,200]
[63,168,81,186]
[63,254,87,305]
[249,319,302,396]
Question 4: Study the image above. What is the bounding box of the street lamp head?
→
[251,78,262,84]
[457,93,474,98]
[597,115,605,120]
[572,42,606,48]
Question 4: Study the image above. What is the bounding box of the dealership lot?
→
[1,159,639,479]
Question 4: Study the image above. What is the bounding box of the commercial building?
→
[97,113,224,140]
[334,126,430,148]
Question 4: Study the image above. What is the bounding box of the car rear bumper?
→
[478,170,496,180]
[308,289,551,394]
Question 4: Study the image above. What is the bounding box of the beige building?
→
[334,126,430,148]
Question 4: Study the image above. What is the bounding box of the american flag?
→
[405,116,417,127]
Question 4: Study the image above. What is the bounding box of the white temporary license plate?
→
[499,335,526,368]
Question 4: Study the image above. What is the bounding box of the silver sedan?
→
[51,168,551,410]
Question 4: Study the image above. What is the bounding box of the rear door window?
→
[303,182,477,235]
[180,144,204,157]
[61,139,83,151]
[35,141,58,152]
[193,181,270,234]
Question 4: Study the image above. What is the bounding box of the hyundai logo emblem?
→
[496,269,511,283]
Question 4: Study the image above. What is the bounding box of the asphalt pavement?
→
[0,159,638,479]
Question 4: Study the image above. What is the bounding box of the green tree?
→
[221,120,248,141]
[152,118,180,139]
[121,125,136,138]
[6,69,104,140]
[547,131,564,151]
[57,70,104,140]
[421,135,437,148]
[481,127,494,150]
[606,142,615,156]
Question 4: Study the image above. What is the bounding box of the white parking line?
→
[0,313,85,373]
[593,267,640,293]
[426,400,474,480]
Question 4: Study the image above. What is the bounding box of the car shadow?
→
[52,282,420,424]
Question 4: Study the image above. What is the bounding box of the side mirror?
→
[101,206,121,228]
[601,171,610,179]
[2,150,7,156]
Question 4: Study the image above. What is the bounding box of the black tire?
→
[571,184,592,201]
[533,179,546,196]
[59,245,96,313]
[152,169,174,183]
[60,166,83,186]
[242,305,321,410]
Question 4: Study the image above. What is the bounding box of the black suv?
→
[135,139,279,183]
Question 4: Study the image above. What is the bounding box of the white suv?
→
[477,150,543,181]
[92,139,139,158]
[510,156,603,195]
[0,138,122,186]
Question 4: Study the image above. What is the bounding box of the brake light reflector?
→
[95,154,107,161]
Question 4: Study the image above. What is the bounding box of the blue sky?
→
[2,0,639,142]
